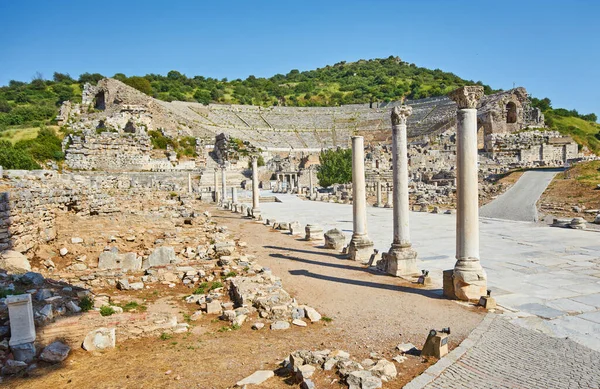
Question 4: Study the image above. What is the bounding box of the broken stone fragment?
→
[0,250,31,274]
[303,306,321,322]
[251,322,264,330]
[82,327,116,351]
[292,319,307,327]
[59,248,68,256]
[40,341,71,363]
[270,321,290,330]
[324,229,346,251]
[236,370,274,386]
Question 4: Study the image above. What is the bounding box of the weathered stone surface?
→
[10,342,36,363]
[1,359,28,375]
[324,229,346,251]
[82,327,116,351]
[296,364,316,380]
[236,370,274,386]
[303,306,321,322]
[271,321,290,330]
[0,250,31,273]
[143,247,178,269]
[40,341,71,363]
[292,319,307,327]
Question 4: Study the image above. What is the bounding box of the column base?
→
[453,259,487,301]
[378,245,419,277]
[346,235,374,262]
[252,209,262,220]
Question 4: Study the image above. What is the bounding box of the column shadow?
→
[288,269,444,299]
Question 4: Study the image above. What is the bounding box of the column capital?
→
[448,86,484,109]
[391,105,413,126]
[250,155,258,162]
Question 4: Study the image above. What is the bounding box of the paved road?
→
[479,169,560,222]
[410,315,600,389]
[255,191,600,353]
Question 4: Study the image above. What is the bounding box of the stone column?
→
[449,86,487,301]
[309,167,314,197]
[221,165,227,203]
[251,156,261,218]
[188,173,192,193]
[384,187,393,208]
[213,168,220,203]
[381,106,418,276]
[231,187,238,204]
[347,136,374,262]
[375,181,383,207]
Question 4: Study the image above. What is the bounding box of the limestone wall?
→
[0,170,206,254]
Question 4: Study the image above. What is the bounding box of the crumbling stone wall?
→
[487,130,580,166]
[0,170,202,254]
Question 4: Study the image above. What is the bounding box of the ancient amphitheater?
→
[60,78,543,154]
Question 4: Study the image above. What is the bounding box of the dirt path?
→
[213,208,485,352]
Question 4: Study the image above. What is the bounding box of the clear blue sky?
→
[1,0,598,117]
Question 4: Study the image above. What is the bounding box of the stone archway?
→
[506,102,517,124]
[94,91,106,110]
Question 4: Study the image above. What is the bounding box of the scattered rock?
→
[292,319,307,327]
[270,321,290,330]
[1,360,27,375]
[303,306,321,322]
[71,237,84,244]
[0,250,31,273]
[396,343,417,354]
[236,370,274,386]
[40,341,71,363]
[82,327,116,351]
[59,247,68,256]
[251,322,264,330]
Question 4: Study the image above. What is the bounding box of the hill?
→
[0,57,598,168]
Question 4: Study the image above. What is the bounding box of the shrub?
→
[100,305,116,316]
[0,140,41,169]
[78,296,94,312]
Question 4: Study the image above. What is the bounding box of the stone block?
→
[82,327,116,351]
[143,246,178,269]
[10,342,36,363]
[7,294,36,346]
[442,269,456,300]
[40,341,71,363]
[0,250,31,274]
[305,224,324,241]
[324,229,346,251]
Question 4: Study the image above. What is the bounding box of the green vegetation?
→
[544,113,600,154]
[224,271,237,279]
[78,296,94,312]
[571,160,600,185]
[247,155,265,169]
[100,305,116,316]
[122,57,496,106]
[0,289,24,298]
[118,301,147,312]
[192,280,224,295]
[160,332,173,340]
[317,148,352,187]
[529,97,599,153]
[321,316,333,323]
[148,130,197,157]
[0,126,64,169]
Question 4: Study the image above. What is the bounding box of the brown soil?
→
[4,202,484,389]
[539,161,600,221]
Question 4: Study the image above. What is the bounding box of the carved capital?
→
[391,105,413,126]
[448,86,484,109]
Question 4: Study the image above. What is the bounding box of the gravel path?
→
[410,315,600,389]
[479,169,561,222]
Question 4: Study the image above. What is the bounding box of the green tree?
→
[78,72,104,84]
[123,76,152,95]
[317,148,352,187]
[52,72,74,83]
[0,140,41,169]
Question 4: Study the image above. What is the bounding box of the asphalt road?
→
[479,169,561,222]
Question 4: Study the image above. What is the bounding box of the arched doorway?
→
[506,102,517,123]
